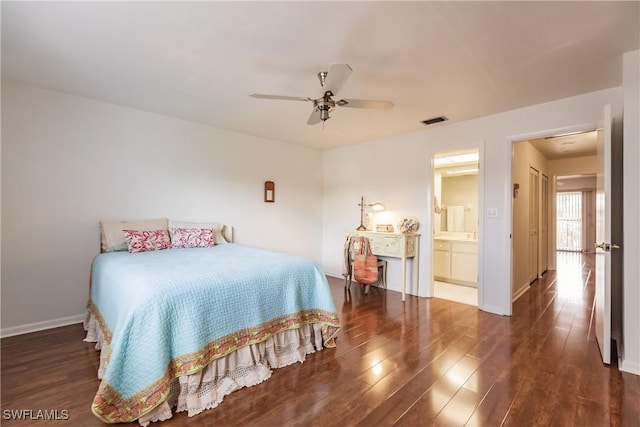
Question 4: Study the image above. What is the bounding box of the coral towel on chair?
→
[353,237,378,285]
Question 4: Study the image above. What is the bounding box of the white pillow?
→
[168,220,228,245]
[100,218,168,252]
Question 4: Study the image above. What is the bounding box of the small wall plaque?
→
[264,181,275,203]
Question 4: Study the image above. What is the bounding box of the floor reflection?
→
[319,252,637,426]
[556,250,589,303]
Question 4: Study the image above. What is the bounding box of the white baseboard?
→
[479,304,508,316]
[512,283,530,302]
[620,359,640,375]
[1,314,85,338]
[610,332,639,375]
[325,271,344,280]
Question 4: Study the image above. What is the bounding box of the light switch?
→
[487,208,499,218]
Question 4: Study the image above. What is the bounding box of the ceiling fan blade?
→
[323,63,352,95]
[250,94,312,102]
[307,108,321,125]
[337,99,394,109]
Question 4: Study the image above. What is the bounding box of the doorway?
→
[511,129,598,303]
[432,149,479,306]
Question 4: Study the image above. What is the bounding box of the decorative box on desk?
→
[346,231,420,301]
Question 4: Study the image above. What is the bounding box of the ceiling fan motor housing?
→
[315,91,336,121]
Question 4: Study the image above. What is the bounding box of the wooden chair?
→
[343,236,387,293]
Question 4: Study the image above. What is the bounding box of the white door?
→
[595,105,614,364]
[529,167,539,283]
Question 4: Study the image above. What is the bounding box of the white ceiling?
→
[528,130,598,160]
[2,2,638,151]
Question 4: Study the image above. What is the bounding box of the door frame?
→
[507,122,598,311]
[426,142,485,309]
[528,166,540,283]
[539,173,549,276]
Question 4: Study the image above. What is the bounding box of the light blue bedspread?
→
[87,244,340,423]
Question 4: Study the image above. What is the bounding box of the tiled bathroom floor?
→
[434,280,478,306]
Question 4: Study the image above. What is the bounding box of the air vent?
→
[421,116,448,125]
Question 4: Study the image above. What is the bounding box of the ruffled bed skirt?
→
[84,314,326,425]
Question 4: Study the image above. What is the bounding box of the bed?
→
[84,220,340,425]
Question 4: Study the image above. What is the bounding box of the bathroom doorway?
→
[432,149,480,306]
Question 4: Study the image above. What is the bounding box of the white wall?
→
[622,50,640,375]
[322,87,622,317]
[1,80,324,335]
[549,155,598,176]
[556,175,596,190]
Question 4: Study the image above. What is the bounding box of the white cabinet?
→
[433,240,451,278]
[434,250,451,278]
[434,239,477,287]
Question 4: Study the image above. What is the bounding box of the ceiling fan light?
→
[320,108,330,121]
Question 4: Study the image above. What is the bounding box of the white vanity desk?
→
[346,231,421,301]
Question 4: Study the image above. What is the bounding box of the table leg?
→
[402,255,407,301]
[412,237,420,296]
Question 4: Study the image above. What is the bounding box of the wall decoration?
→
[264,181,275,202]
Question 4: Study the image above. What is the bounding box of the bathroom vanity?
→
[434,234,478,287]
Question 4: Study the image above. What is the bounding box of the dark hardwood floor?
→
[2,252,639,426]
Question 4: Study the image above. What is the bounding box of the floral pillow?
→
[169,227,215,249]
[123,229,172,253]
[168,220,228,244]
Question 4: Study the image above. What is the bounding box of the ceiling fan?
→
[250,64,394,125]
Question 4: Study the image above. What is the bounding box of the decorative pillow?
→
[100,218,168,252]
[168,220,229,244]
[170,227,215,249]
[123,229,172,253]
